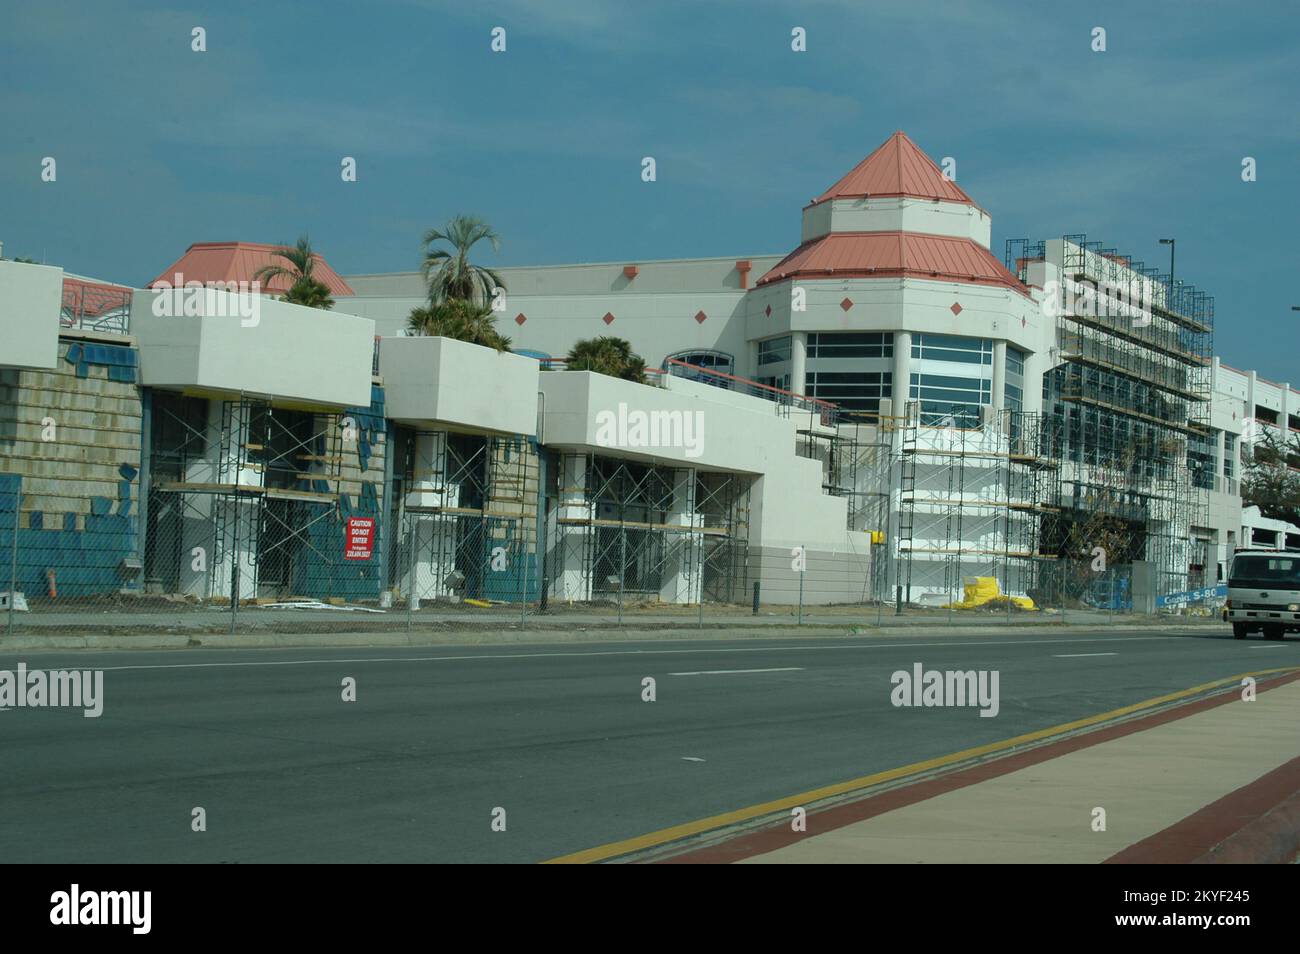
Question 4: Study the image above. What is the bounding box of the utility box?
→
[1130,561,1157,615]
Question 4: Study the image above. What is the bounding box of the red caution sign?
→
[345,517,375,560]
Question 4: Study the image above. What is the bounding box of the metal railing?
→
[61,279,133,335]
[662,358,840,425]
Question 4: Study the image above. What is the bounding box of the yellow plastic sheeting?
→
[944,576,1036,611]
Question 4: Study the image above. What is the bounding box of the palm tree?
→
[253,235,335,310]
[282,277,335,310]
[407,299,511,352]
[565,337,646,384]
[420,216,505,307]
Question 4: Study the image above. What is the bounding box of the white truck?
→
[1225,549,1300,640]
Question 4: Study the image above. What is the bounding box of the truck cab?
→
[1225,550,1300,640]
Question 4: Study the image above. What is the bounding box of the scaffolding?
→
[144,392,381,603]
[893,406,1060,606]
[545,453,752,606]
[1008,234,1214,600]
[392,428,537,606]
[810,409,898,601]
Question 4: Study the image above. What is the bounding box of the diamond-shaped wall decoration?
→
[764,304,772,317]
[602,312,615,325]
[514,313,527,326]
[840,298,853,312]
[694,310,707,324]
[950,302,963,316]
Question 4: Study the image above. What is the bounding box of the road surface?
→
[1,626,1294,862]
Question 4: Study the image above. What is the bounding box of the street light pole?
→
[1159,238,1176,310]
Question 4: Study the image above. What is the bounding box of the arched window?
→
[663,350,735,388]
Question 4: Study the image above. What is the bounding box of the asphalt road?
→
[1,626,1296,863]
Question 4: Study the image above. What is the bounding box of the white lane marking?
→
[681,757,706,762]
[1053,652,1119,658]
[669,667,804,676]
[1248,645,1292,650]
[0,636,1189,674]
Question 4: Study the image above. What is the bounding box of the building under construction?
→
[1008,235,1215,603]
[143,388,387,604]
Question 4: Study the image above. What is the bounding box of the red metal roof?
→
[810,131,977,208]
[756,231,1031,298]
[148,242,354,296]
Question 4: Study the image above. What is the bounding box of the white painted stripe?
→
[0,635,1196,675]
[669,667,804,676]
[1053,652,1119,658]
[1248,645,1293,650]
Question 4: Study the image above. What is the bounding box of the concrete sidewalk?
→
[0,615,1226,652]
[666,671,1300,864]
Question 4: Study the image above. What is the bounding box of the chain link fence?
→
[1,480,1226,638]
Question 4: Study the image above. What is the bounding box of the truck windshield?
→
[1229,554,1300,588]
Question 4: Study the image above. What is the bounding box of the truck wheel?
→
[1233,623,1249,640]
[1264,625,1284,640]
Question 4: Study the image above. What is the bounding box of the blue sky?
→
[2,0,1297,379]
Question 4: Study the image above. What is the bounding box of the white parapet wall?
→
[380,335,539,436]
[540,370,772,472]
[0,261,62,370]
[132,289,375,408]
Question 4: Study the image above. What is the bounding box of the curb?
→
[0,620,1225,653]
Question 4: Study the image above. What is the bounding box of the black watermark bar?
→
[4,865,1292,941]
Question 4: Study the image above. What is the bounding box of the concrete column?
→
[790,332,808,395]
[1023,349,1045,416]
[401,431,460,603]
[1247,370,1257,440]
[179,398,261,600]
[552,453,593,602]
[658,468,702,605]
[891,330,912,424]
[992,340,1007,412]
[1283,383,1292,441]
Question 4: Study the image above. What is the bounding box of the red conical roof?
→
[810,131,976,207]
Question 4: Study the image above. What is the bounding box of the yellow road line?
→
[543,665,1300,864]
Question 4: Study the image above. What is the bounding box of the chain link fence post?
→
[6,488,18,639]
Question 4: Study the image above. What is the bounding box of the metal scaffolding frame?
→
[1007,234,1214,602]
[143,391,366,605]
[894,406,1061,606]
[544,453,752,606]
[391,428,535,606]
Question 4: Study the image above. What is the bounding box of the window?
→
[1188,431,1215,490]
[1005,382,1023,411]
[757,336,791,366]
[911,333,993,365]
[805,371,892,412]
[1229,554,1300,586]
[666,350,733,372]
[806,332,893,359]
[910,372,991,426]
[1224,433,1236,478]
[757,374,790,392]
[1006,347,1026,378]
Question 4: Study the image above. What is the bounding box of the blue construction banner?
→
[1156,583,1228,608]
